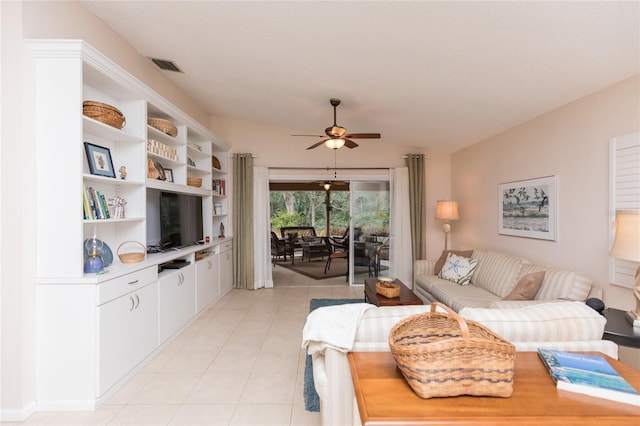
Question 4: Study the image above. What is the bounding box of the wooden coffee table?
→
[348,351,640,425]
[364,277,423,306]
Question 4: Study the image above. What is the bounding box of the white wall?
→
[1,2,37,421]
[451,76,640,310]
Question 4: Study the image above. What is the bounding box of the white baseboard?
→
[0,401,37,422]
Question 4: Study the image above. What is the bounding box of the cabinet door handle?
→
[134,294,140,309]
[129,296,135,311]
[208,261,212,269]
[128,279,139,285]
[180,273,184,285]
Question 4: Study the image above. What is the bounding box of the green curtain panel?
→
[406,154,426,262]
[232,153,255,289]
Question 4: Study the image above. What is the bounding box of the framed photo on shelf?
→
[498,175,557,241]
[84,142,115,178]
[164,168,174,183]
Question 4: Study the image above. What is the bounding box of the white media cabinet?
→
[29,39,232,410]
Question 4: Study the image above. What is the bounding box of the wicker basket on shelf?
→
[376,281,400,298]
[148,118,178,137]
[117,241,146,264]
[187,177,202,188]
[212,155,221,170]
[83,101,126,129]
[389,302,515,399]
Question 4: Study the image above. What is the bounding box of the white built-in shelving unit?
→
[29,39,233,411]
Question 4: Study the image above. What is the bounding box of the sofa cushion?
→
[434,249,474,274]
[503,271,545,300]
[518,264,592,301]
[470,249,528,297]
[429,282,501,311]
[437,253,478,285]
[459,302,606,342]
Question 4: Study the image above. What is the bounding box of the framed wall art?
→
[164,168,174,183]
[498,175,557,241]
[84,142,115,178]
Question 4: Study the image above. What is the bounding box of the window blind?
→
[609,131,640,288]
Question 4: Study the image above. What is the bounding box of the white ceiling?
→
[81,1,639,153]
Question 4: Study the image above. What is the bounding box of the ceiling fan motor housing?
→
[325,125,346,138]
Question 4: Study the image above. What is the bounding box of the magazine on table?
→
[538,348,640,406]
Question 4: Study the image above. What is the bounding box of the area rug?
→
[304,298,363,412]
[276,258,369,280]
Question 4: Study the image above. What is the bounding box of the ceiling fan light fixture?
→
[325,138,345,149]
[323,182,332,191]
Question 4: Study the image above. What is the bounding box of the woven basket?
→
[212,155,221,170]
[83,101,126,129]
[148,118,178,137]
[187,177,202,188]
[117,241,146,263]
[389,302,515,399]
[376,281,400,298]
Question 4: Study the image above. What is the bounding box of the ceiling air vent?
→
[148,57,183,73]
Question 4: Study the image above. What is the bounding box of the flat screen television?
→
[151,191,203,250]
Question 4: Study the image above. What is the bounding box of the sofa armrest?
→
[587,285,604,300]
[414,259,436,278]
[313,348,356,426]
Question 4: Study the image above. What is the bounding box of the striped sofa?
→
[413,248,602,311]
[311,303,617,426]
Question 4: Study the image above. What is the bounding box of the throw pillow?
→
[434,249,474,275]
[437,253,479,285]
[503,271,546,300]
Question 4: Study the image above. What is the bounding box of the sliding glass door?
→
[350,181,390,285]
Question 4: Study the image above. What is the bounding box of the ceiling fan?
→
[293,98,381,150]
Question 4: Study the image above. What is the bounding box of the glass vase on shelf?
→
[84,227,104,273]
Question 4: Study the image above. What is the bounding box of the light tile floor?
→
[13,265,363,425]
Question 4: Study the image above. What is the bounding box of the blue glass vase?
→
[84,228,104,273]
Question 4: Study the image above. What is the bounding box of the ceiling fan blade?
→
[343,133,381,139]
[292,134,324,138]
[343,139,359,149]
[306,139,329,150]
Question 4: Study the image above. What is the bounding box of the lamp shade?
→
[324,138,345,149]
[435,200,459,221]
[610,210,640,262]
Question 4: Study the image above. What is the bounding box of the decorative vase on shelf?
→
[84,227,104,273]
[219,223,225,238]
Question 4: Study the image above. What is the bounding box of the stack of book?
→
[83,184,110,220]
[213,179,225,195]
[538,348,640,406]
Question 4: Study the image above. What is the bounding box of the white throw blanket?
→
[301,303,375,356]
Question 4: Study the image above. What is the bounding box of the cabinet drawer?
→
[213,240,233,254]
[97,266,158,305]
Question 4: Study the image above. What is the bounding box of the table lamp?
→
[435,200,459,251]
[609,210,640,327]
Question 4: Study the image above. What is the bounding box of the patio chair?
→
[271,231,294,265]
[324,236,349,281]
